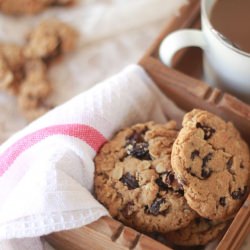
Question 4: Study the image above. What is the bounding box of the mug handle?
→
[159,29,206,66]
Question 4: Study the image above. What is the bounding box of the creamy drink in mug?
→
[159,0,250,103]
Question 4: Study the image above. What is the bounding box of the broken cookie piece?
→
[24,20,78,62]
[0,56,14,91]
[0,44,25,93]
[0,0,73,15]
[18,59,52,120]
[0,20,77,121]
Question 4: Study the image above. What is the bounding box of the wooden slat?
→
[217,196,250,250]
[44,216,172,250]
[86,216,122,239]
[140,56,250,145]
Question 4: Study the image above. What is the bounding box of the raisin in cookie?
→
[94,121,196,233]
[171,109,250,221]
[24,20,78,62]
[165,217,229,246]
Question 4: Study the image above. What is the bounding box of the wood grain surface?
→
[45,216,172,250]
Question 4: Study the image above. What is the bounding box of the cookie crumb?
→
[24,20,78,62]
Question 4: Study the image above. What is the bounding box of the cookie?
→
[94,121,196,233]
[24,20,78,62]
[0,0,73,15]
[18,59,52,120]
[0,44,52,120]
[165,217,229,246]
[171,109,250,221]
[0,43,24,93]
[0,20,77,121]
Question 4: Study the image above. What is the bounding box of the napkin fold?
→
[0,65,184,248]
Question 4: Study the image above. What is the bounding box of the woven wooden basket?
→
[45,1,250,249]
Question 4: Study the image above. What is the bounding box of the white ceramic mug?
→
[159,0,250,103]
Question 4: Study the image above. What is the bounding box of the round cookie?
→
[94,121,196,233]
[171,109,250,221]
[165,217,229,246]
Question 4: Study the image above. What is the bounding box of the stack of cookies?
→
[94,109,250,247]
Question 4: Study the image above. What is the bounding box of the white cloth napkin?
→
[0,65,184,249]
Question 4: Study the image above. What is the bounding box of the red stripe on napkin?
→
[0,124,106,176]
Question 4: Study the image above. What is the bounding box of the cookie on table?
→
[0,0,73,15]
[24,20,78,62]
[166,217,229,246]
[94,121,196,233]
[17,59,52,120]
[0,43,24,93]
[171,109,250,221]
[0,21,77,121]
